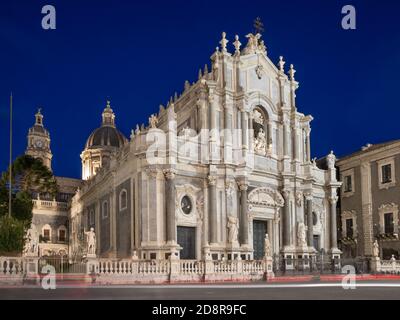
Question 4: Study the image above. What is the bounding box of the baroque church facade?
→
[25,30,341,262]
[69,31,341,262]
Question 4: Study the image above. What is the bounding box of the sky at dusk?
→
[0,0,399,179]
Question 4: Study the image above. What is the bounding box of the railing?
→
[94,258,270,283]
[243,260,265,274]
[0,257,24,283]
[179,260,203,275]
[32,199,69,211]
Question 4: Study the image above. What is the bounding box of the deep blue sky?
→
[0,0,399,179]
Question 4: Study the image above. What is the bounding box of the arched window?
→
[119,189,128,211]
[102,201,108,219]
[42,224,52,242]
[89,209,95,226]
[58,226,67,242]
[252,107,271,156]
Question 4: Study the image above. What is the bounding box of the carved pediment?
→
[248,187,284,208]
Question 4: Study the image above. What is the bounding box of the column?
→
[283,119,290,157]
[329,196,338,250]
[208,175,218,244]
[238,181,249,246]
[240,108,248,150]
[293,126,299,161]
[95,201,101,255]
[224,105,232,163]
[110,190,117,256]
[306,129,311,162]
[248,112,254,151]
[164,169,177,244]
[306,196,313,247]
[282,190,291,247]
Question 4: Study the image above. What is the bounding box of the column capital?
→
[207,175,217,186]
[282,188,291,199]
[163,168,177,180]
[237,180,249,191]
[304,192,313,201]
[329,195,338,205]
[146,167,160,179]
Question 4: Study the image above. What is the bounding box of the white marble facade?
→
[69,31,341,261]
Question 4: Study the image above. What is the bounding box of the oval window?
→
[181,195,192,215]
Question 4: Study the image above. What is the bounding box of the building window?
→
[344,175,352,193]
[102,201,108,219]
[379,203,399,235]
[43,229,50,241]
[378,157,396,189]
[341,169,355,197]
[381,164,392,184]
[42,224,52,242]
[341,210,357,239]
[384,213,394,234]
[345,219,354,238]
[119,189,128,211]
[89,209,95,226]
[58,228,66,242]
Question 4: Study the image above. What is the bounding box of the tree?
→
[0,155,58,255]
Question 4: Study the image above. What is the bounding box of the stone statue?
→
[297,223,307,247]
[243,33,262,55]
[149,114,158,128]
[254,128,267,156]
[24,226,39,256]
[264,234,272,258]
[373,240,380,258]
[85,227,96,256]
[227,216,239,244]
[327,151,336,169]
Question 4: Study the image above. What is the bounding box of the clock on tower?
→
[25,108,53,170]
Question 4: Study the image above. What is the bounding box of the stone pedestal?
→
[330,248,342,270]
[370,257,381,273]
[24,257,40,284]
[282,247,296,271]
[264,256,274,280]
[86,256,98,275]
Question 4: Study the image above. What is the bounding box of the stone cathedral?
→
[27,30,342,262]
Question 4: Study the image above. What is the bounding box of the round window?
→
[181,195,192,215]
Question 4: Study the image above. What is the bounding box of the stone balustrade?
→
[32,199,69,211]
[0,257,24,284]
[93,258,270,284]
[0,256,272,285]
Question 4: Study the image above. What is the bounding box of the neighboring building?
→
[26,110,82,257]
[70,30,341,262]
[337,140,400,259]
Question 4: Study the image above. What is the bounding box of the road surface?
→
[1,282,400,300]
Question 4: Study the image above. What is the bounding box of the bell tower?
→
[26,108,53,170]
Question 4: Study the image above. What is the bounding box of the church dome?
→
[84,101,127,149]
[85,126,127,149]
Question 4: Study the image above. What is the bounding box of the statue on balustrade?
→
[24,226,39,256]
[373,240,380,258]
[85,227,96,256]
